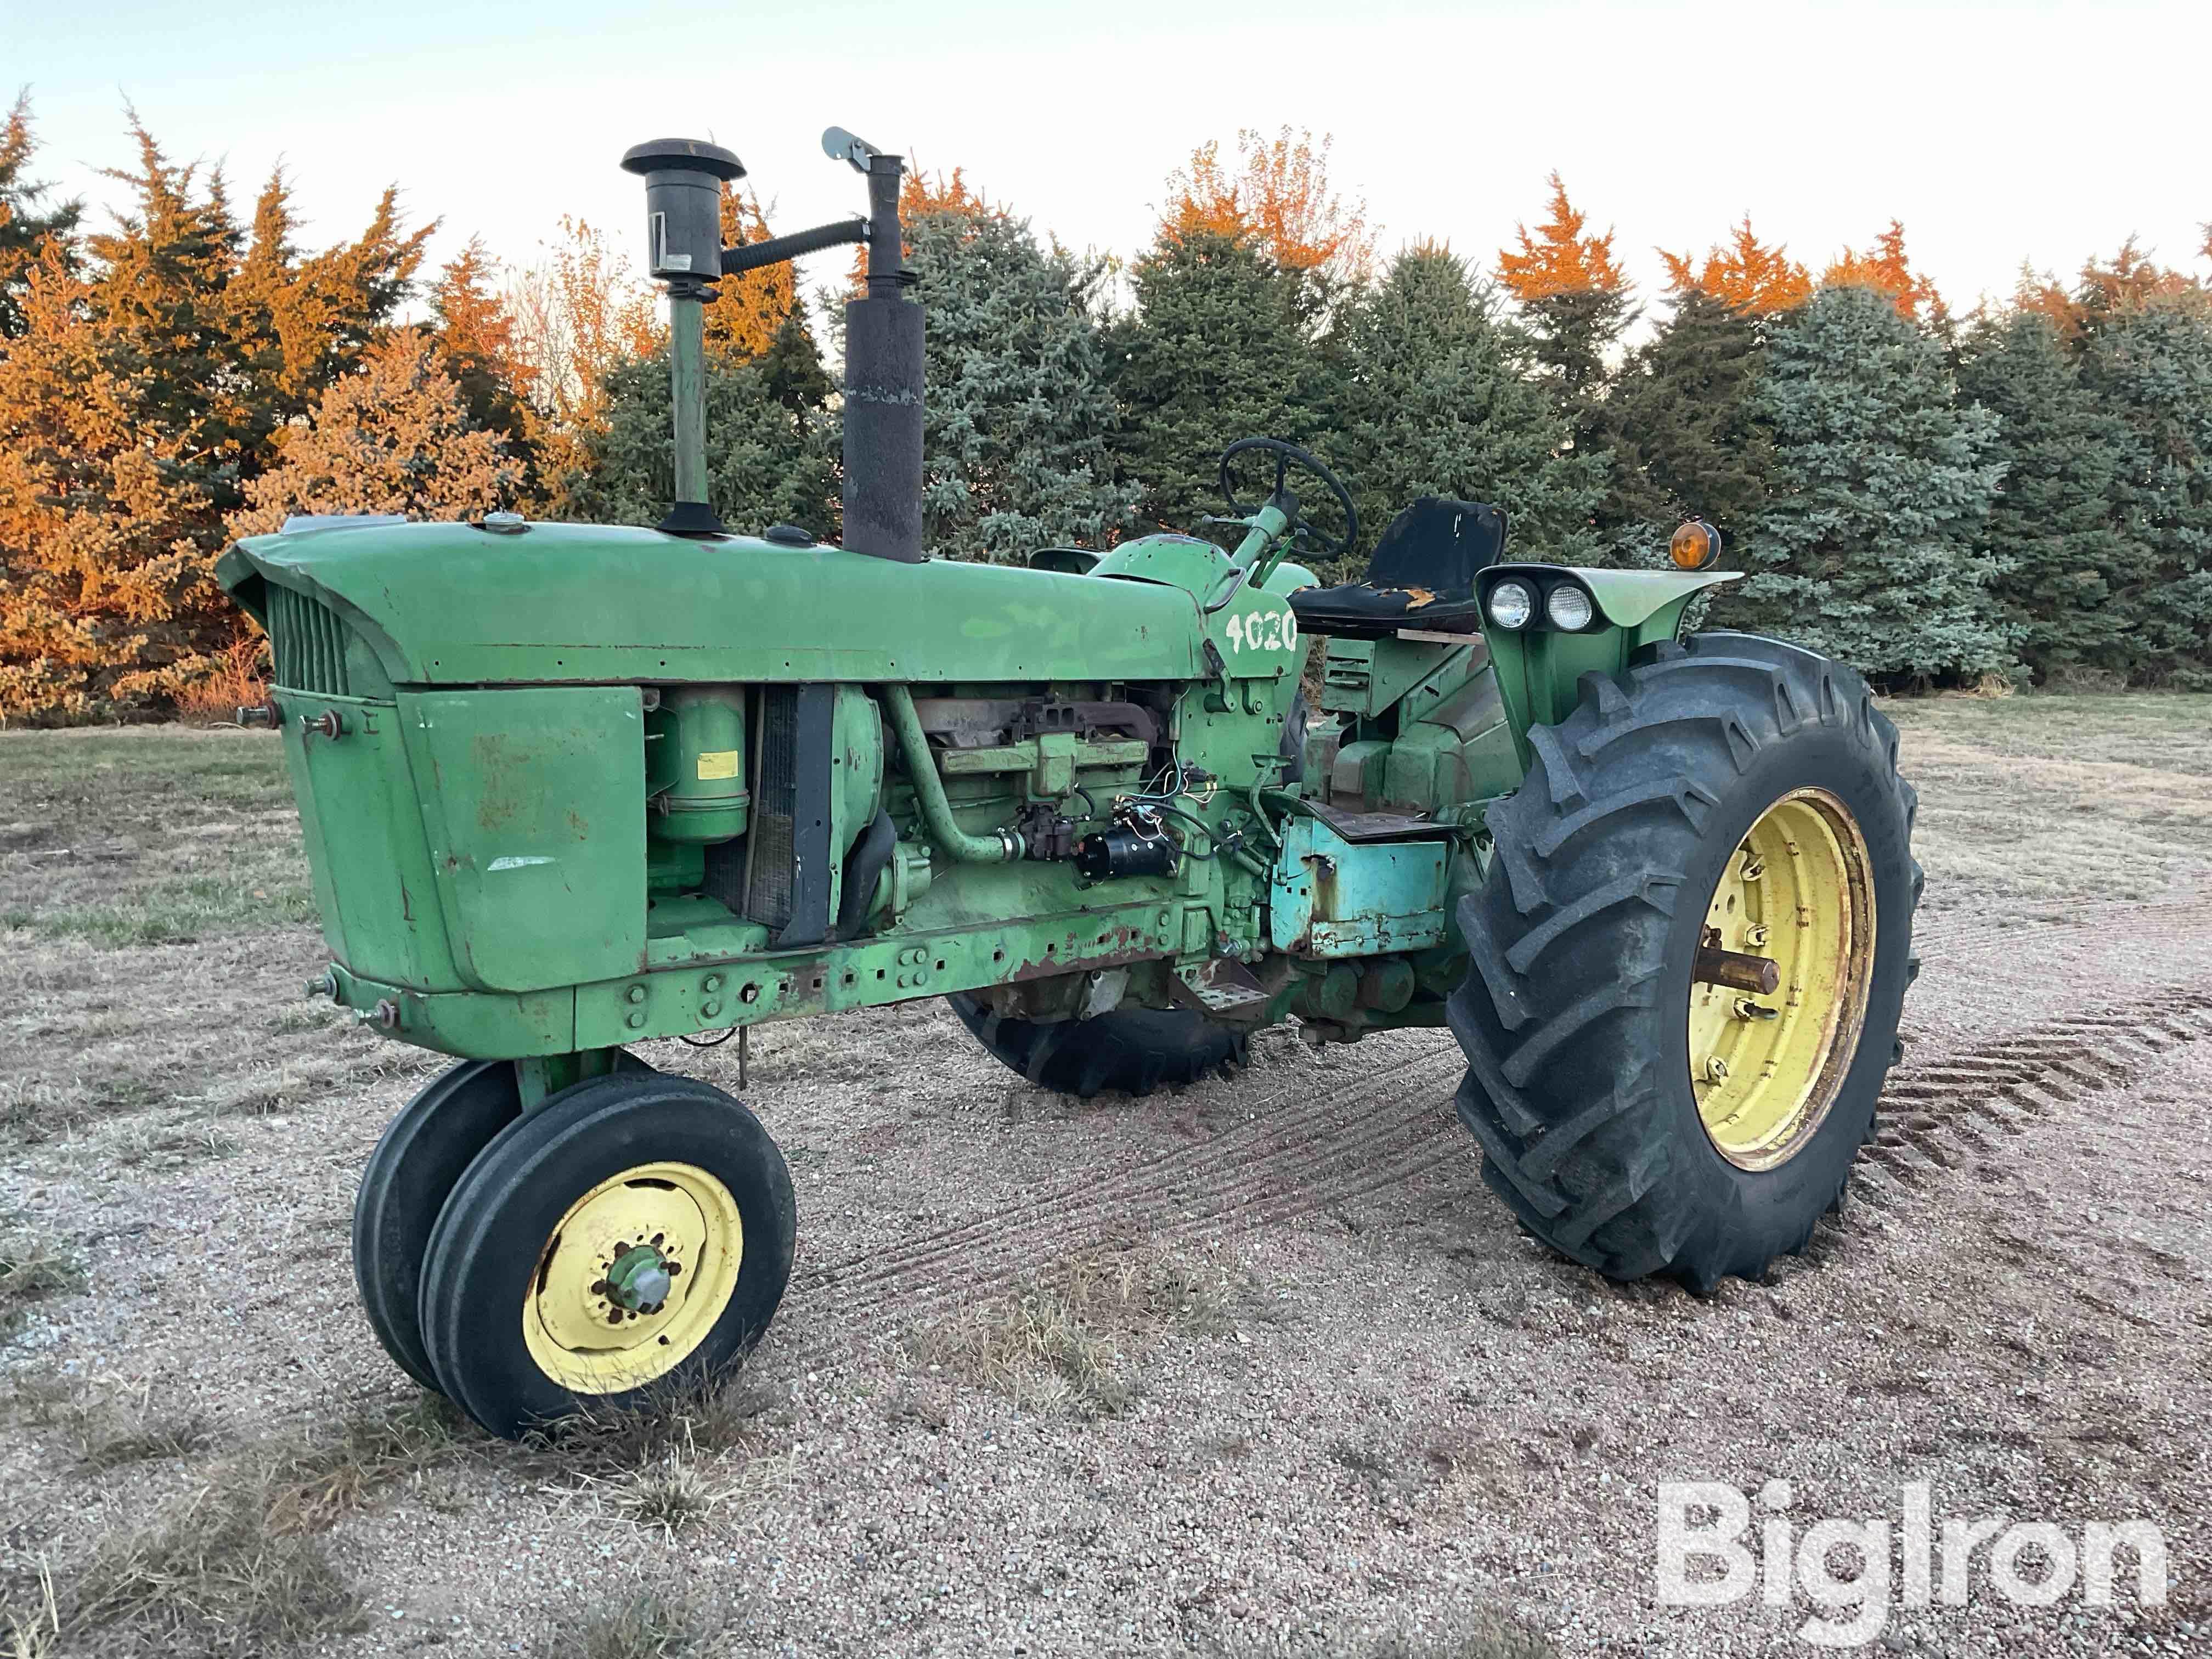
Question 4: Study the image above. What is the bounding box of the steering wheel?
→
[1218,437,1358,563]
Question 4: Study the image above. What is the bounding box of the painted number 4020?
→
[1224,610,1297,652]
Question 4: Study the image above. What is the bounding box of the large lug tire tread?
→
[947,995,1249,1101]
[416,1073,796,1440]
[1450,631,1918,1292]
[352,1059,522,1391]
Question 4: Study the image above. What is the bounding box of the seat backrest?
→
[1364,497,1508,595]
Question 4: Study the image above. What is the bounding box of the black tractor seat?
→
[1288,496,1506,639]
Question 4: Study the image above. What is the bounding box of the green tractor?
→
[217,127,1918,1439]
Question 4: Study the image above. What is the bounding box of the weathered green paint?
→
[668,294,709,509]
[230,509,1744,1073]
[1480,564,1733,764]
[1576,566,1740,628]
[219,522,1210,687]
[401,686,648,993]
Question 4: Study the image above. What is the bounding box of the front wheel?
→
[417,1073,795,1438]
[1450,633,1920,1291]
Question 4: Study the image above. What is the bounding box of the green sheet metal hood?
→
[218,520,1206,687]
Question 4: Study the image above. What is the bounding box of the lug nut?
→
[1706,1056,1730,1082]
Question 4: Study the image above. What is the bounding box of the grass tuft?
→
[65,1384,217,1470]
[905,1248,1233,1418]
[0,1229,83,1333]
[526,1367,780,1474]
[17,1471,362,1656]
[259,1392,474,1535]
[537,1587,725,1659]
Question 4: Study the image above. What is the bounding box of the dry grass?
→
[531,1369,788,1542]
[1885,691,2212,913]
[0,1394,474,1655]
[905,1248,1235,1418]
[0,727,310,947]
[2,1471,362,1657]
[258,1392,474,1535]
[526,1367,783,1472]
[0,1227,83,1334]
[536,1587,727,1659]
[64,1383,217,1471]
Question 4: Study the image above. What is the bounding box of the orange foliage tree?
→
[1496,172,1635,434]
[2016,236,2203,337]
[1821,221,1942,323]
[1497,172,1629,301]
[0,119,426,719]
[505,216,661,435]
[1162,127,1374,287]
[1660,216,1812,315]
[229,328,520,538]
[707,183,804,362]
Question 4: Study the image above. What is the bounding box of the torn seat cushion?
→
[1288,497,1507,639]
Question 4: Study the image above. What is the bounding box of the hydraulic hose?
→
[878,684,1024,864]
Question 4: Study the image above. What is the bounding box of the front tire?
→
[352,1060,522,1391]
[417,1073,795,1438]
[1450,633,1919,1291]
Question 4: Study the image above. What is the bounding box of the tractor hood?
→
[217,519,1207,691]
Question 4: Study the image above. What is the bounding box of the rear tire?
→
[1449,632,1920,1291]
[948,996,1248,1099]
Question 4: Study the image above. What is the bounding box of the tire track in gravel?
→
[793,1045,1468,1312]
[1904,886,2209,968]
[1852,988,2212,1209]
[787,901,2212,1353]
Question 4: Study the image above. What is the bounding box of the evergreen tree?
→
[1737,284,2010,681]
[1954,310,2135,680]
[558,342,838,540]
[2078,298,2212,684]
[229,328,520,536]
[904,205,1135,560]
[1496,174,1635,468]
[1661,216,1813,317]
[1109,230,1346,543]
[0,92,80,338]
[431,236,534,454]
[1595,289,1770,562]
[1337,245,1604,573]
[0,122,426,718]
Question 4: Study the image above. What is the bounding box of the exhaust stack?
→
[621,127,923,561]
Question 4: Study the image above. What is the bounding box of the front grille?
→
[267,585,351,696]
[746,686,799,930]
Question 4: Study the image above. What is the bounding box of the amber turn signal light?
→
[1671,520,1722,570]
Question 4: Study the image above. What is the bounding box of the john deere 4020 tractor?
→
[218,127,1919,1438]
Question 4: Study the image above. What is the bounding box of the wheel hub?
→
[602,1245,674,1313]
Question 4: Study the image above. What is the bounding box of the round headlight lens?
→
[1487,580,1534,630]
[1546,584,1595,631]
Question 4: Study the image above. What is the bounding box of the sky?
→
[10,0,2210,321]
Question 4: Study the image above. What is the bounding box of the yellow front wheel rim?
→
[1689,788,1876,1171]
[521,1161,744,1394]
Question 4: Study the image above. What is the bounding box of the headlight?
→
[1487,580,1534,630]
[1545,584,1595,631]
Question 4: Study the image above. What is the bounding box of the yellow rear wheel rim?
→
[1688,788,1875,1171]
[521,1161,743,1395]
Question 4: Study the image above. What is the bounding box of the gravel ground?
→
[1,697,2207,1658]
